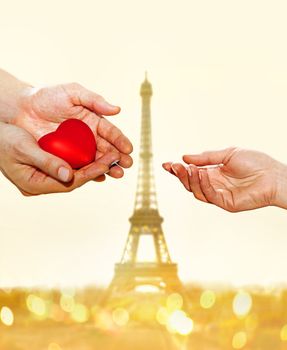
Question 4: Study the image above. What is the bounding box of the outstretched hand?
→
[163,147,287,212]
[12,83,133,180]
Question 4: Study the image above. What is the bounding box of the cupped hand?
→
[12,83,133,179]
[163,147,286,212]
[0,122,120,196]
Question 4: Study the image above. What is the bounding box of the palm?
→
[202,149,276,210]
[163,148,278,212]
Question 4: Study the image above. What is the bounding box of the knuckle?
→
[95,164,108,177]
[42,157,56,172]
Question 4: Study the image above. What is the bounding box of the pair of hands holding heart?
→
[1,83,133,196]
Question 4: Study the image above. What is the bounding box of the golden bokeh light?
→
[280,324,287,341]
[60,295,75,313]
[1,286,287,349]
[112,307,129,327]
[200,290,216,309]
[233,291,252,318]
[70,303,89,323]
[26,295,48,318]
[48,343,62,350]
[0,306,14,326]
[176,317,194,336]
[167,310,193,336]
[232,331,247,349]
[166,293,183,311]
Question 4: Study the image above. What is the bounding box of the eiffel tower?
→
[103,74,186,303]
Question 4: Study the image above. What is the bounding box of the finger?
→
[68,83,121,116]
[75,152,120,181]
[187,165,208,202]
[170,163,190,191]
[183,147,237,166]
[96,136,116,153]
[118,154,133,169]
[25,151,121,195]
[97,117,133,154]
[95,154,125,178]
[17,140,73,183]
[96,138,133,168]
[162,162,176,175]
[106,165,124,179]
[198,169,223,206]
[93,175,106,182]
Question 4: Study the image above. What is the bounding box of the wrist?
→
[0,69,33,124]
[272,161,287,209]
[5,83,33,124]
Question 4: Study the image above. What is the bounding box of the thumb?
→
[68,83,121,116]
[23,141,73,182]
[183,147,237,166]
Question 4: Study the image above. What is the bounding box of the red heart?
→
[38,119,97,169]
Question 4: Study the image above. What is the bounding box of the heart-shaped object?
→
[38,119,97,169]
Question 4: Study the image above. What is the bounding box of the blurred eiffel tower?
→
[102,74,187,305]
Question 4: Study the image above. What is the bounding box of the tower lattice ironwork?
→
[103,75,186,302]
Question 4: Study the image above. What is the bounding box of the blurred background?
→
[0,1,287,349]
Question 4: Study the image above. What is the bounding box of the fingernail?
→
[58,167,70,182]
[171,164,178,175]
[102,100,120,111]
[187,166,192,177]
[111,105,120,111]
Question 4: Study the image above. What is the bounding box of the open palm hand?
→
[163,147,283,212]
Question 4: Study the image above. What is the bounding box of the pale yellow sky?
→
[0,0,287,288]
